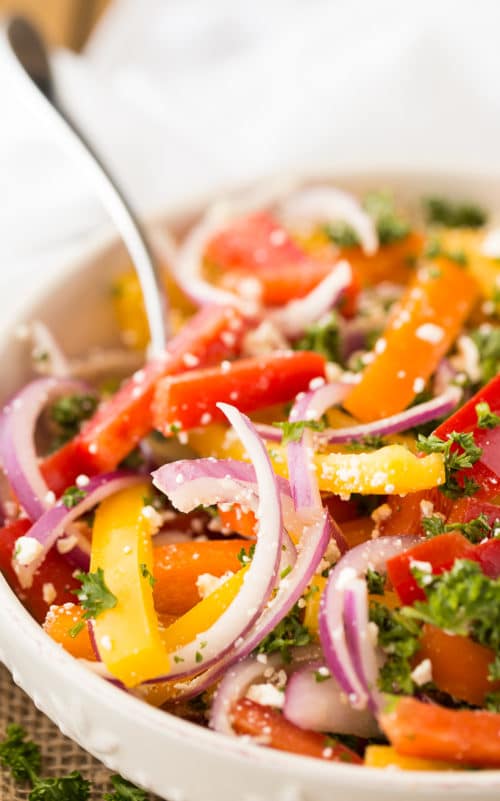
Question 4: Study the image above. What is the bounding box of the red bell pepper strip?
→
[473,538,500,579]
[206,211,359,314]
[344,257,478,422]
[152,350,326,434]
[0,519,80,623]
[387,532,476,605]
[434,374,500,497]
[231,698,362,764]
[379,696,500,767]
[41,305,248,494]
[447,495,500,528]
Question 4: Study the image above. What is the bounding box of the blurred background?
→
[3,0,500,309]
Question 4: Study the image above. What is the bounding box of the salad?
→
[1,182,500,772]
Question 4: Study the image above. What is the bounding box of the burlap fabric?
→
[0,663,158,800]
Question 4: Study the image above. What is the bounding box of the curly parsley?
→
[274,419,326,445]
[103,774,148,801]
[363,190,411,245]
[323,221,360,248]
[293,312,342,364]
[417,431,482,499]
[470,327,500,387]
[70,568,117,637]
[49,394,97,451]
[422,512,497,544]
[404,559,500,681]
[369,602,422,695]
[366,569,386,595]
[60,486,87,509]
[476,401,500,430]
[255,603,311,663]
[423,196,487,228]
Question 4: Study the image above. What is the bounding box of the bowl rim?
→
[2,165,500,797]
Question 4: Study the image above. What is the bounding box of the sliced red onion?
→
[152,457,300,540]
[268,261,352,339]
[283,662,380,738]
[13,472,142,588]
[210,653,284,735]
[210,646,321,735]
[322,386,462,444]
[343,577,382,714]
[287,381,350,541]
[433,359,458,396]
[165,508,331,700]
[149,405,284,679]
[279,186,378,256]
[319,535,421,709]
[0,377,91,520]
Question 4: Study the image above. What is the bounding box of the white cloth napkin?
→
[1,0,500,296]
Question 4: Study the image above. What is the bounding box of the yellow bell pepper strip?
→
[437,228,500,301]
[189,426,445,495]
[343,257,478,421]
[364,746,462,771]
[302,575,326,637]
[90,483,171,687]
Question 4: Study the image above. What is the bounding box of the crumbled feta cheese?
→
[480,228,500,259]
[14,536,43,565]
[415,323,444,344]
[413,377,425,394]
[56,535,78,555]
[411,658,433,686]
[42,582,56,605]
[196,571,234,599]
[76,474,90,488]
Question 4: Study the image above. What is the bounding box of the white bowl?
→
[1,169,500,801]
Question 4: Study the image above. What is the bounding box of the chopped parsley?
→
[70,568,117,636]
[422,512,497,544]
[323,221,360,248]
[255,602,311,663]
[404,559,500,681]
[0,724,143,801]
[344,435,386,453]
[417,431,482,499]
[423,196,487,228]
[274,419,326,445]
[61,486,87,509]
[140,563,157,587]
[476,401,500,430]
[237,543,255,565]
[363,190,411,245]
[369,602,422,695]
[366,568,386,595]
[470,327,500,386]
[485,691,500,713]
[103,774,147,801]
[50,394,97,437]
[293,312,342,364]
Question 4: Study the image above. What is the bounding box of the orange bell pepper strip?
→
[152,350,326,434]
[418,624,500,706]
[90,483,171,687]
[0,519,80,624]
[41,305,248,495]
[43,603,96,661]
[343,257,478,421]
[343,232,424,287]
[377,489,454,538]
[340,517,375,548]
[218,505,258,539]
[153,540,251,616]
[379,696,500,767]
[231,698,362,764]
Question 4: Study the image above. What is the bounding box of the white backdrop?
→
[1,0,500,298]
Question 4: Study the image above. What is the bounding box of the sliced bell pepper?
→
[379,696,500,767]
[43,603,96,661]
[152,351,326,434]
[387,532,476,605]
[90,483,171,687]
[378,489,454,538]
[340,517,375,548]
[0,519,80,623]
[364,745,461,771]
[153,540,251,616]
[218,505,258,539]
[447,495,500,528]
[231,698,362,764]
[418,623,500,706]
[188,426,445,496]
[206,211,359,314]
[434,373,500,497]
[436,228,500,300]
[344,257,478,421]
[302,575,327,636]
[41,305,248,494]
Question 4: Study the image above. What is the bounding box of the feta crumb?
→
[100,635,112,651]
[246,683,285,708]
[76,474,90,488]
[411,658,433,686]
[415,323,444,344]
[42,582,56,605]
[413,377,425,394]
[14,536,43,565]
[45,490,56,506]
[196,571,234,599]
[419,499,435,518]
[182,352,199,368]
[56,535,78,555]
